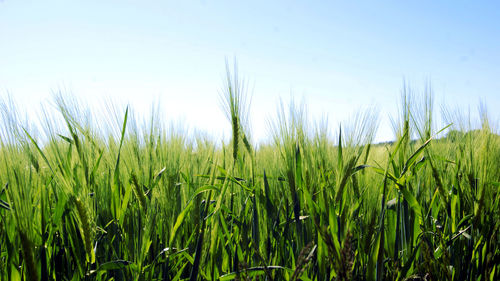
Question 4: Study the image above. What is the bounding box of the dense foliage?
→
[1,71,499,280]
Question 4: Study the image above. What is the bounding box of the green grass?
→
[0,67,499,280]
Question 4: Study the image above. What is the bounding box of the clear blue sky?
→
[1,0,499,143]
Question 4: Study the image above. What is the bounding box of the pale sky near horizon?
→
[1,0,499,143]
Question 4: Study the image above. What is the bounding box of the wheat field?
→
[0,67,499,280]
